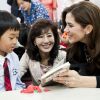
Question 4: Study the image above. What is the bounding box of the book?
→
[41,62,70,87]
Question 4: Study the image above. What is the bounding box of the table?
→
[0,86,100,100]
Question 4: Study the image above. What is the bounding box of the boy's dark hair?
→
[0,10,20,37]
[27,19,60,65]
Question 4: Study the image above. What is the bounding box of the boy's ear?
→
[85,24,93,35]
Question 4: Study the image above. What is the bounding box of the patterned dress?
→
[21,1,50,26]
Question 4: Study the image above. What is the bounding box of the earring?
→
[86,32,90,35]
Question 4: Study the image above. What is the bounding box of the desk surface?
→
[0,86,100,100]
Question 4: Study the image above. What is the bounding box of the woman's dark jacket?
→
[7,0,24,23]
[66,42,100,88]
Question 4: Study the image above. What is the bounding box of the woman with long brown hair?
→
[53,1,100,88]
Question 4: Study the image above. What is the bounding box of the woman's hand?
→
[53,69,97,88]
[53,69,81,87]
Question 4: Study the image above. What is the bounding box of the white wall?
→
[0,0,11,12]
[56,0,84,21]
[90,0,100,7]
[57,0,73,21]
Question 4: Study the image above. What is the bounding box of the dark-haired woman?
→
[53,1,100,88]
[19,19,66,85]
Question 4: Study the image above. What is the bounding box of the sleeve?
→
[93,55,100,88]
[15,76,26,89]
[19,52,29,78]
[96,76,100,88]
[35,3,50,20]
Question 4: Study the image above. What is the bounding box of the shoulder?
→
[7,51,19,61]
[20,51,30,61]
[31,1,45,8]
[7,52,20,68]
[31,1,40,6]
[20,51,36,64]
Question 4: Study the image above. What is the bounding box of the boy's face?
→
[0,29,19,56]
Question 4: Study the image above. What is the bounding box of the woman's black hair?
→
[27,19,60,65]
[18,23,30,47]
[23,0,31,3]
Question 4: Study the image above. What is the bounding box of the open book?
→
[41,62,70,86]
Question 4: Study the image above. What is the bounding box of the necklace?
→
[40,64,52,73]
[84,45,93,63]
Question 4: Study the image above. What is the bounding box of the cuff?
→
[96,76,100,88]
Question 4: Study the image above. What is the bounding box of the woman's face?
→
[17,0,23,6]
[64,12,87,44]
[34,29,55,54]
[21,1,31,11]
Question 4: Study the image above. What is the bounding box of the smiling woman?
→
[53,1,100,88]
[34,29,55,54]
[19,19,67,86]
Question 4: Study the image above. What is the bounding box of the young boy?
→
[0,10,25,91]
